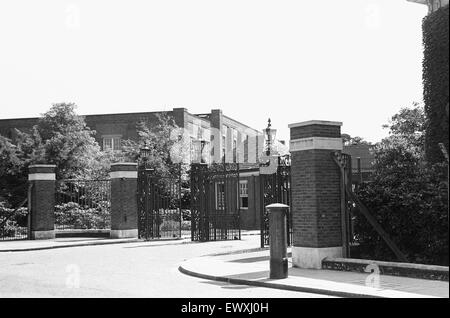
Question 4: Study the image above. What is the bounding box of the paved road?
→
[0,236,332,298]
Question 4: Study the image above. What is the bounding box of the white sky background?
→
[0,0,427,143]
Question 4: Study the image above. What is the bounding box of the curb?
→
[0,238,140,252]
[204,247,270,257]
[178,264,381,298]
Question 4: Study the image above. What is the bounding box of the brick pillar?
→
[288,120,344,269]
[110,163,138,239]
[29,164,56,240]
[172,107,187,128]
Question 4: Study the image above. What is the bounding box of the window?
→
[233,139,237,163]
[200,141,209,164]
[239,180,249,209]
[190,137,197,162]
[244,134,249,163]
[222,125,227,162]
[210,135,214,157]
[102,136,122,151]
[222,135,226,162]
[216,182,225,210]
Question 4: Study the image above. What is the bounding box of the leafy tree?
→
[354,103,448,265]
[0,136,26,205]
[0,103,116,208]
[342,134,372,146]
[33,103,109,179]
[121,113,188,178]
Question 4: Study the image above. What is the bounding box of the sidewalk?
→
[179,248,449,298]
[0,230,261,252]
[0,237,142,252]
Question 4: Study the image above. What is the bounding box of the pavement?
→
[179,248,450,298]
[1,232,448,298]
[0,230,261,252]
[0,237,141,252]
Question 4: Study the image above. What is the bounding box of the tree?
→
[33,103,109,179]
[354,103,448,265]
[381,102,425,156]
[121,113,188,178]
[0,136,26,205]
[0,103,116,207]
[342,134,372,146]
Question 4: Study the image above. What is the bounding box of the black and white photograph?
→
[0,0,448,308]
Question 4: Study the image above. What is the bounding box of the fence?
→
[55,179,111,230]
[0,183,30,241]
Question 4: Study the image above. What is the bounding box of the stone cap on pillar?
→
[288,120,342,128]
[266,203,290,213]
[28,164,56,181]
[110,163,138,179]
[289,120,343,151]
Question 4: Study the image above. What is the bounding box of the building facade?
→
[407,0,449,13]
[0,107,265,165]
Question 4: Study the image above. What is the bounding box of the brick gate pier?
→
[288,120,344,269]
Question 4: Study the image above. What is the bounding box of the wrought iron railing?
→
[190,163,241,242]
[0,183,31,241]
[55,179,111,230]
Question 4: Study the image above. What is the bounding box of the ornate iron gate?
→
[260,155,292,247]
[190,163,241,242]
[138,168,182,240]
[55,179,111,231]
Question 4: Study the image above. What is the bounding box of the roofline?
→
[222,115,261,134]
[288,120,343,128]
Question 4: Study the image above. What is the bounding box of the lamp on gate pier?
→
[265,118,277,156]
[139,145,152,169]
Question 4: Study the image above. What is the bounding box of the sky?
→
[0,0,428,143]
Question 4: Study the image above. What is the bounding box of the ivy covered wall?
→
[422,5,449,163]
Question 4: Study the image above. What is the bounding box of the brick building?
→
[343,144,375,183]
[0,107,265,165]
[407,0,449,13]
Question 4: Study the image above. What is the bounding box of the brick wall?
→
[290,125,341,140]
[30,180,55,231]
[110,178,138,231]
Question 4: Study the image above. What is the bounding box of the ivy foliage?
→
[422,5,449,163]
[354,104,449,266]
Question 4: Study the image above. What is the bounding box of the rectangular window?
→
[244,134,249,163]
[239,180,249,209]
[200,141,209,164]
[102,136,121,151]
[190,137,197,163]
[113,137,121,151]
[222,135,226,162]
[233,139,237,163]
[216,182,225,210]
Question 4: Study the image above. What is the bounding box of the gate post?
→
[110,163,138,239]
[28,164,56,240]
[267,203,289,279]
[288,120,344,269]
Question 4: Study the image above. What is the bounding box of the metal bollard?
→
[267,203,289,279]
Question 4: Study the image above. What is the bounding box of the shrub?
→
[352,104,449,265]
[55,201,110,229]
[0,201,28,237]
